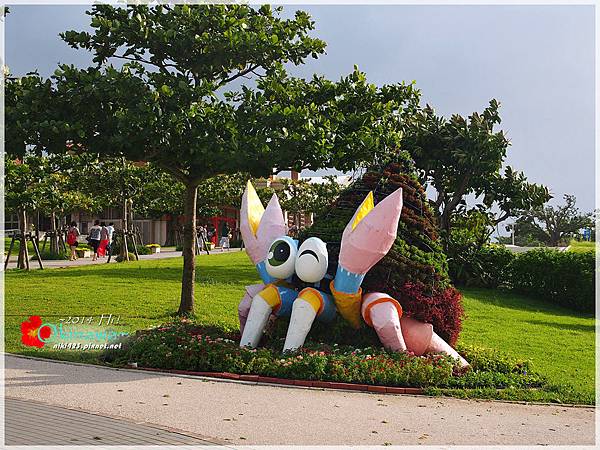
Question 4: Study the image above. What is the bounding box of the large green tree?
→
[403,100,550,237]
[514,195,593,247]
[16,4,419,314]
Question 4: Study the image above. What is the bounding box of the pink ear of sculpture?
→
[240,188,286,265]
[339,187,403,274]
[255,194,286,262]
[238,284,266,334]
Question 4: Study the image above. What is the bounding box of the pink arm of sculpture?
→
[338,187,403,275]
[238,284,266,334]
[362,292,469,368]
[240,184,286,265]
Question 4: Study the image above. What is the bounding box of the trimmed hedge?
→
[449,243,514,288]
[507,249,594,313]
[452,246,595,313]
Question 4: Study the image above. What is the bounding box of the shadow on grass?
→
[460,287,595,320]
[524,319,595,333]
[7,263,260,287]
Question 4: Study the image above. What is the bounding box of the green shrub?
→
[451,245,594,312]
[506,249,594,312]
[32,249,69,261]
[115,252,137,262]
[449,244,514,288]
[136,245,152,255]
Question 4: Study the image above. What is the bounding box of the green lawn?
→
[568,240,596,253]
[3,236,35,254]
[459,287,594,400]
[5,252,595,401]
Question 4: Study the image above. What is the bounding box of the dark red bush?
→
[397,282,464,346]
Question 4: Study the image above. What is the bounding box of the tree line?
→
[6,4,562,315]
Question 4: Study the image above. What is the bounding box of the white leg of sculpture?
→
[283,298,318,352]
[238,284,265,335]
[239,295,273,348]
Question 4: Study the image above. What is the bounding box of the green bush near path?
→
[451,244,595,313]
[568,240,595,253]
[507,249,594,312]
[4,252,594,404]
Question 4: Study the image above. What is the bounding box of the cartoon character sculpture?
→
[238,181,468,367]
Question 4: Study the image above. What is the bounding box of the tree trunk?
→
[178,183,198,315]
[165,215,180,246]
[18,209,28,270]
[121,198,129,260]
[50,211,58,255]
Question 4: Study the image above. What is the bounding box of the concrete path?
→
[5,397,226,446]
[5,354,595,446]
[4,247,242,270]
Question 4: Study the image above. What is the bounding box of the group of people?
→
[194,222,235,252]
[66,220,114,262]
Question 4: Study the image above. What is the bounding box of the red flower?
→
[20,316,51,348]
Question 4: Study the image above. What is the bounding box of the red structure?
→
[201,206,240,245]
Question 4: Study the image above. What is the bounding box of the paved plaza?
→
[5,397,226,446]
[4,354,595,446]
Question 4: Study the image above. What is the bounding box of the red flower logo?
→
[21,316,52,348]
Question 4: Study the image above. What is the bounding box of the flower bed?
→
[145,243,161,254]
[103,321,547,391]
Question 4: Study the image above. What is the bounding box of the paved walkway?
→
[5,354,595,446]
[4,248,242,270]
[5,397,226,446]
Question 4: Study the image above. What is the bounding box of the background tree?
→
[26,4,420,314]
[402,100,550,239]
[35,154,97,255]
[513,195,593,247]
[4,153,97,264]
[5,157,46,268]
[255,176,344,230]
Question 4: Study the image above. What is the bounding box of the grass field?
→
[568,240,596,253]
[4,251,595,402]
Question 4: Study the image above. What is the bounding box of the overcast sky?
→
[5,4,595,213]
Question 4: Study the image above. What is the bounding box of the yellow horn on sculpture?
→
[246,181,265,236]
[351,191,374,230]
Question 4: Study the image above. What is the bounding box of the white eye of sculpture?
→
[295,237,328,283]
[265,236,298,280]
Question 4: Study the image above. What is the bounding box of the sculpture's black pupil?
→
[272,241,290,263]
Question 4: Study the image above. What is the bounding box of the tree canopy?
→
[402,100,551,236]
[7,4,420,314]
[514,195,593,247]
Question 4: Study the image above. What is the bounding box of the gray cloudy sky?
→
[5,4,595,213]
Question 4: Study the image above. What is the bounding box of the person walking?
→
[88,220,102,261]
[219,222,231,251]
[98,222,110,258]
[66,221,80,261]
[106,222,115,257]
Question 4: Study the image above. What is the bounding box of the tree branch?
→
[217,64,261,87]
[160,163,188,184]
[494,211,510,225]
